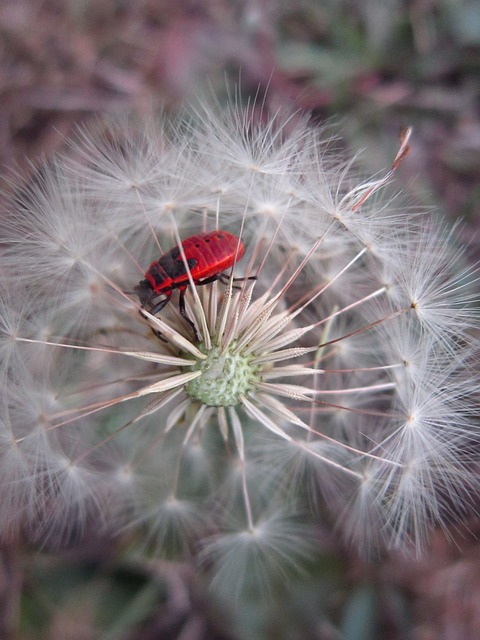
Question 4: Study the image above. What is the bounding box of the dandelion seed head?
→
[1,97,479,584]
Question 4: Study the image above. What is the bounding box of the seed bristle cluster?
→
[0,102,479,588]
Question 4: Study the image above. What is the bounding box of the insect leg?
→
[149,291,172,316]
[178,287,200,342]
[195,275,221,286]
[217,274,257,289]
[196,274,257,288]
[140,291,172,342]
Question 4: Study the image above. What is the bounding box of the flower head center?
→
[184,341,260,407]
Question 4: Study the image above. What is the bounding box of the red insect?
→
[135,230,247,340]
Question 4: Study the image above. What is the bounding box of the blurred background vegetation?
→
[1,1,479,638]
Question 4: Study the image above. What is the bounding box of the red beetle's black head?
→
[134,279,154,307]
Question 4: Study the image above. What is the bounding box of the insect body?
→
[135,230,245,340]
